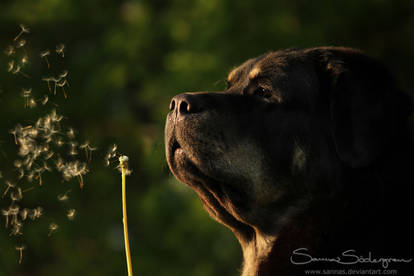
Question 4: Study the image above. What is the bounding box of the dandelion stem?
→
[119,156,133,276]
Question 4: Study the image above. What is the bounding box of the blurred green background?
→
[1,0,414,275]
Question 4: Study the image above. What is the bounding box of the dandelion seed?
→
[56,44,65,57]
[57,79,68,98]
[20,209,29,221]
[10,220,23,236]
[48,223,58,236]
[55,158,64,171]
[55,137,64,147]
[57,190,71,201]
[29,207,43,220]
[16,40,26,48]
[8,60,14,72]
[5,45,15,56]
[18,169,24,179]
[42,76,53,92]
[14,160,22,168]
[21,55,28,65]
[44,151,54,160]
[2,209,10,227]
[67,209,76,220]
[68,142,78,156]
[80,141,97,162]
[8,206,19,225]
[41,95,49,105]
[9,125,21,144]
[3,181,16,198]
[28,98,37,108]
[14,24,30,41]
[61,161,88,189]
[15,245,26,264]
[11,64,29,78]
[111,144,118,154]
[60,70,68,78]
[27,171,34,182]
[40,50,50,68]
[67,128,75,139]
[22,187,34,193]
[10,187,23,202]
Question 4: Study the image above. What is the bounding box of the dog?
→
[165,47,414,275]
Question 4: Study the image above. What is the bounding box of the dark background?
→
[1,1,413,275]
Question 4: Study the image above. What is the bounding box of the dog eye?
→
[253,87,272,99]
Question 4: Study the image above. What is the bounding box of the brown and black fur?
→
[165,47,414,275]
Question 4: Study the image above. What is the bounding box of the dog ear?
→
[329,62,412,168]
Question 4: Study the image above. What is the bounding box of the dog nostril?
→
[169,99,176,111]
[179,100,190,114]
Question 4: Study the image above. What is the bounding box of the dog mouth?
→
[165,130,254,239]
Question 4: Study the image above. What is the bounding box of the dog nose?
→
[169,93,202,115]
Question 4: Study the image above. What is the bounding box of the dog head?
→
[164,47,412,241]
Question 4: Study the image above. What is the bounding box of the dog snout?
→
[169,93,204,115]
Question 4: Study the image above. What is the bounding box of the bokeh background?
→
[1,1,414,275]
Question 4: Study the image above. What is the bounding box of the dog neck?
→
[240,231,276,276]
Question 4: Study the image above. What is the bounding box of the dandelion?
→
[56,44,65,57]
[15,245,26,264]
[14,24,30,41]
[67,209,76,220]
[119,155,133,276]
[48,223,58,236]
[5,45,15,56]
[40,50,50,68]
